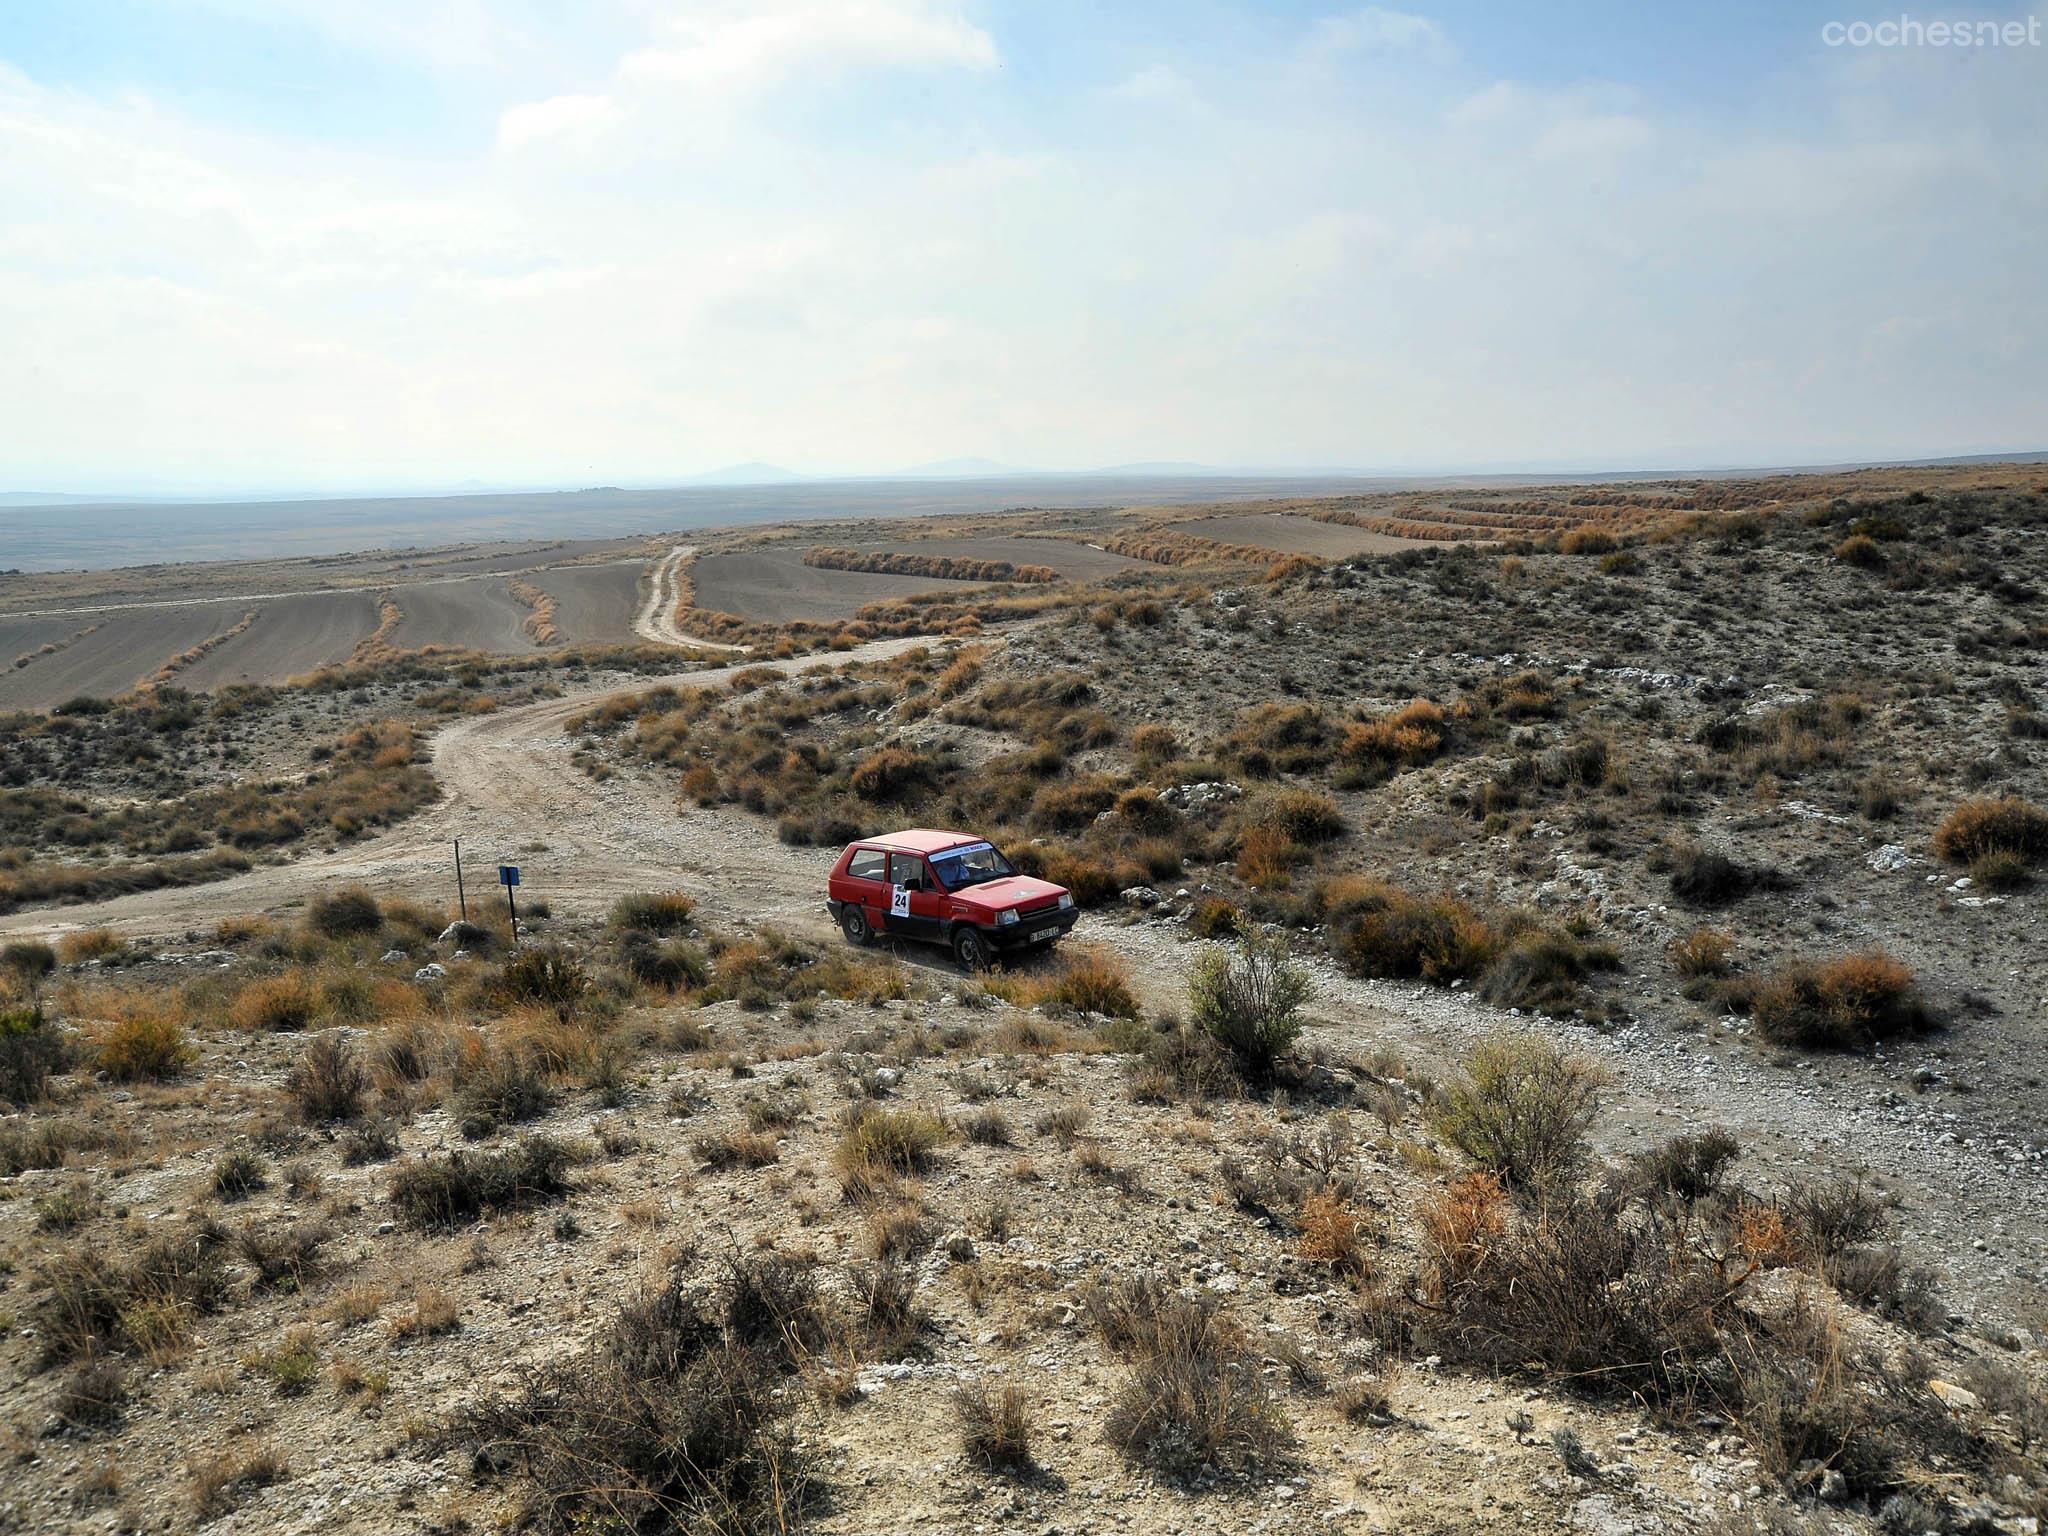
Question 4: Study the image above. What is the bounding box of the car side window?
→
[847,848,886,882]
[888,853,927,891]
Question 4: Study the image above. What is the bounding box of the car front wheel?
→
[951,926,992,972]
[840,906,871,946]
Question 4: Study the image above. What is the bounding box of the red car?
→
[827,829,1077,969]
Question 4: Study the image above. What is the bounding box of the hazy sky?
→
[1,1,2043,492]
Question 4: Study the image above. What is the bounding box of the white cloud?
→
[497,91,620,150]
[1307,7,1447,57]
[1111,64,1193,103]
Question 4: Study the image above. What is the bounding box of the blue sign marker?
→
[499,865,520,886]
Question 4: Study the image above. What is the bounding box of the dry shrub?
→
[1558,525,1619,555]
[454,1047,554,1138]
[285,1032,367,1123]
[1,1004,68,1105]
[457,1254,816,1536]
[388,1136,572,1228]
[1296,1190,1370,1279]
[305,887,382,939]
[188,1440,286,1521]
[1417,1172,1508,1299]
[58,928,125,964]
[1932,794,2048,866]
[848,745,940,802]
[1037,947,1138,1019]
[1247,787,1344,843]
[496,946,589,1024]
[95,1010,193,1082]
[1750,951,1934,1051]
[34,1224,230,1365]
[1631,1127,1742,1204]
[1234,824,1298,890]
[834,1105,946,1199]
[1129,1025,1241,1103]
[1427,1034,1605,1192]
[610,891,698,934]
[1186,896,1240,939]
[230,972,322,1032]
[956,1382,1035,1474]
[1670,927,1735,978]
[1088,1276,1292,1479]
[694,1130,782,1171]
[1833,533,1885,567]
[1334,883,1499,983]
[1340,699,1446,773]
[1475,925,1619,1015]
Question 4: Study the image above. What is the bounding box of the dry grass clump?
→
[956,1382,1036,1474]
[1086,1275,1292,1480]
[188,1440,286,1520]
[694,1129,783,1171]
[305,886,383,939]
[1331,881,1500,983]
[1339,698,1446,777]
[58,928,126,964]
[1749,950,1936,1051]
[284,1031,368,1123]
[1296,1190,1371,1279]
[1,1001,68,1105]
[1427,1034,1606,1193]
[1932,795,2048,866]
[33,1223,230,1364]
[834,1105,947,1199]
[991,946,1139,1020]
[94,1009,192,1082]
[229,971,323,1031]
[1670,926,1735,979]
[456,1253,818,1533]
[388,1136,572,1227]
[609,890,698,934]
[452,1045,555,1138]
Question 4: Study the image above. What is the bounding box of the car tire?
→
[952,926,992,973]
[840,906,871,946]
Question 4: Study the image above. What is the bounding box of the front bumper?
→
[980,906,1079,951]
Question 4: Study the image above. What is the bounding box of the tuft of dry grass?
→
[1750,950,1934,1051]
[956,1382,1035,1474]
[1933,794,2048,866]
[834,1105,947,1200]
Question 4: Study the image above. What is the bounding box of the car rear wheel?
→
[952,926,992,972]
[840,906,871,946]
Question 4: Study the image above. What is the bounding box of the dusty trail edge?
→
[2,621,2038,1320]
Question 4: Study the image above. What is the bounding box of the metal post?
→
[505,879,519,947]
[454,838,469,922]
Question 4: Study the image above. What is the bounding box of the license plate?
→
[1030,927,1056,943]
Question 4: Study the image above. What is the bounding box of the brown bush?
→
[230,972,322,1032]
[284,1033,367,1123]
[956,1382,1035,1474]
[1339,698,1445,773]
[1749,951,1935,1051]
[1334,883,1499,983]
[96,1010,193,1082]
[1833,533,1885,567]
[1932,795,2048,865]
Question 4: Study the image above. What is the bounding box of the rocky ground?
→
[2,470,2045,1535]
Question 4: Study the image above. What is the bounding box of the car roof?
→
[859,829,983,856]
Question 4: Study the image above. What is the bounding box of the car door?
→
[844,846,889,931]
[885,852,944,942]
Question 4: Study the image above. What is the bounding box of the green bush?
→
[1428,1034,1606,1192]
[1,1004,68,1106]
[1187,931,1309,1081]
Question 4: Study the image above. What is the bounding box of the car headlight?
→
[997,908,1019,925]
[1057,892,1074,911]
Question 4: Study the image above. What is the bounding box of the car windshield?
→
[928,841,1014,890]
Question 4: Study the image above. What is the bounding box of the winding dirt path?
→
[633,543,746,652]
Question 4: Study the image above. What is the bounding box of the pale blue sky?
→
[1,2,2042,491]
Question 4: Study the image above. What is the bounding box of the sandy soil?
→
[176,592,383,691]
[388,579,543,655]
[689,549,979,622]
[0,604,246,709]
[530,560,645,646]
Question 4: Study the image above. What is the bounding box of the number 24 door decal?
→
[889,885,910,918]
